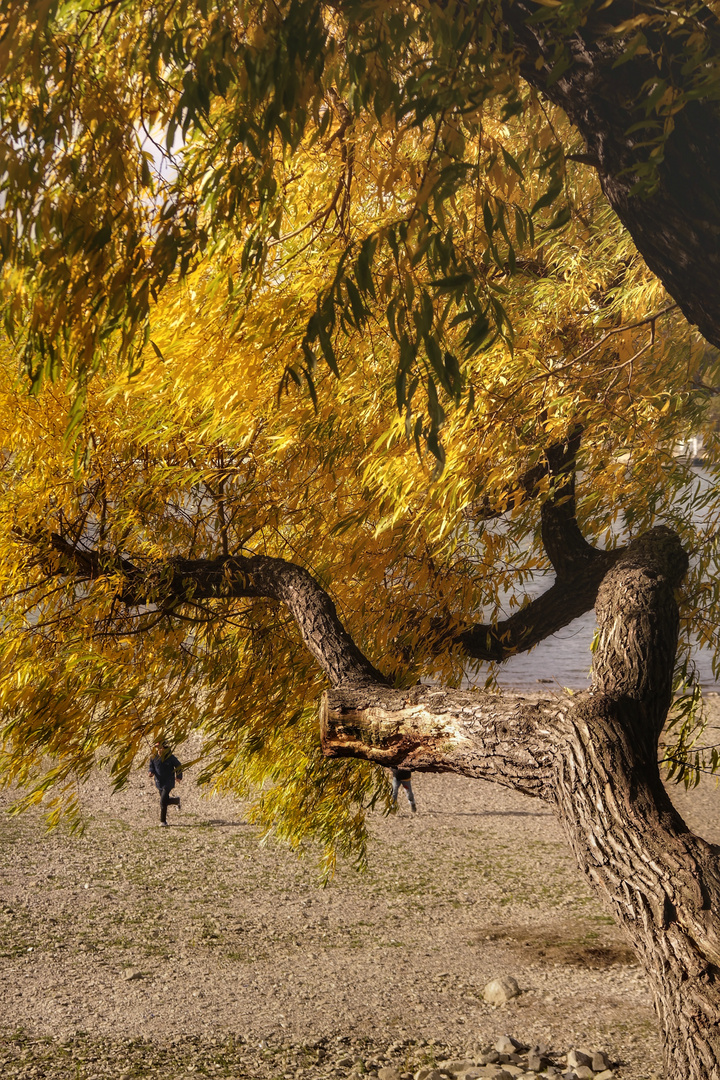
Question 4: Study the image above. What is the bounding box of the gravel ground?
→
[2,694,720,1080]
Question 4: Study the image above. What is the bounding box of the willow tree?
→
[2,2,720,1077]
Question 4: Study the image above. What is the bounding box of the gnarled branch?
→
[45,534,385,688]
[449,426,625,660]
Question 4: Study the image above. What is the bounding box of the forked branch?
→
[322,526,689,770]
[449,427,624,660]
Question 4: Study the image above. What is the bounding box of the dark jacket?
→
[391,767,412,782]
[149,752,183,791]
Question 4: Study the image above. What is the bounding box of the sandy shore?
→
[2,694,720,1079]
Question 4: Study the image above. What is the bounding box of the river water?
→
[473,605,719,691]
[465,467,720,692]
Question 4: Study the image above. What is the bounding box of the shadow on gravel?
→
[163,820,249,828]
[475,923,637,968]
[429,810,552,818]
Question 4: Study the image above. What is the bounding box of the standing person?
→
[390,766,417,813]
[148,740,183,827]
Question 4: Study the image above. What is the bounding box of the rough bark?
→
[322,527,720,1080]
[499,0,720,351]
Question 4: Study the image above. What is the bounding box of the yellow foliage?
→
[0,4,719,862]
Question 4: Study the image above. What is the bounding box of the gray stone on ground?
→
[566,1049,592,1068]
[482,976,520,1005]
[592,1051,611,1071]
[437,1060,466,1074]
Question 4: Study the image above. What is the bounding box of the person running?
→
[390,766,417,812]
[148,740,184,827]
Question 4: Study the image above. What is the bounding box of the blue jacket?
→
[149,753,183,791]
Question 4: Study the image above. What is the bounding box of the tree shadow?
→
[427,809,553,818]
[169,819,249,828]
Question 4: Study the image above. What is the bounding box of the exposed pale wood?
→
[321,683,561,796]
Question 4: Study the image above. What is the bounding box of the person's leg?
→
[390,774,400,803]
[403,780,417,812]
[159,786,170,824]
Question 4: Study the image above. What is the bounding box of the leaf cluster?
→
[1,0,720,861]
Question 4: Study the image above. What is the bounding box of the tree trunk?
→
[499,1,720,353]
[321,527,720,1080]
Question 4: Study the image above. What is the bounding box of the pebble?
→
[0,1026,619,1080]
[410,1037,616,1080]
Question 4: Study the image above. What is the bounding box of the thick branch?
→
[321,525,688,770]
[321,683,561,797]
[47,534,384,688]
[453,547,621,660]
[540,429,600,577]
[453,426,624,660]
[591,525,689,736]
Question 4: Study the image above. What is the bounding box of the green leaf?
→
[514,207,527,247]
[544,203,572,230]
[428,273,473,292]
[462,310,491,356]
[413,414,423,457]
[501,146,525,181]
[345,278,366,327]
[356,236,378,299]
[317,324,339,376]
[444,350,461,397]
[427,374,445,428]
[530,180,563,217]
[546,51,571,88]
